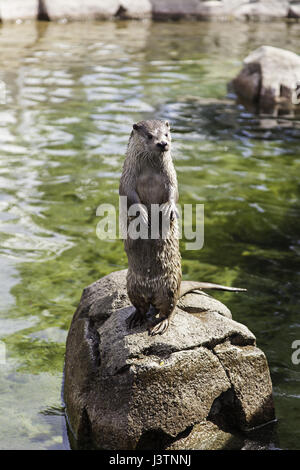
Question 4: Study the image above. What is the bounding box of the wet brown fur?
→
[119,120,246,336]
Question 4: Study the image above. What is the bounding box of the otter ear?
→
[165,120,170,128]
[133,123,141,132]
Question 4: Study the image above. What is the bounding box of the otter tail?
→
[180,281,247,297]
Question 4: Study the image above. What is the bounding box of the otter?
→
[119,119,245,336]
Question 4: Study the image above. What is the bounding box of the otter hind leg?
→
[148,298,176,336]
[128,303,150,330]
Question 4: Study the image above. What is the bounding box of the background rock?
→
[0,0,298,21]
[150,0,199,18]
[196,1,228,18]
[288,3,300,18]
[42,0,120,21]
[64,270,276,450]
[116,0,152,19]
[0,0,39,21]
[232,45,300,113]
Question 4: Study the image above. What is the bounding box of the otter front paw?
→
[161,201,179,221]
[127,203,148,227]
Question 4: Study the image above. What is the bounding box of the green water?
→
[0,19,299,450]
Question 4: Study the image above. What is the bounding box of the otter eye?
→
[147,133,153,140]
[165,133,168,137]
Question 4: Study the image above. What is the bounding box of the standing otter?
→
[119,119,245,336]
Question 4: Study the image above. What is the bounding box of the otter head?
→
[131,120,171,158]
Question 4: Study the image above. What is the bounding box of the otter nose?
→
[157,141,168,150]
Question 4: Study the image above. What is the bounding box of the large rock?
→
[150,0,236,19]
[222,0,246,11]
[0,0,294,21]
[288,4,300,18]
[233,1,289,19]
[231,45,300,113]
[0,0,39,21]
[196,1,228,18]
[150,0,290,19]
[116,0,152,19]
[64,269,276,450]
[42,0,152,21]
[149,0,238,19]
[42,0,120,21]
[150,0,200,18]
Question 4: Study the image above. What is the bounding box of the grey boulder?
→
[41,0,120,21]
[233,1,289,20]
[64,269,275,450]
[288,4,300,18]
[117,0,152,19]
[231,45,300,113]
[0,0,39,21]
[42,0,152,21]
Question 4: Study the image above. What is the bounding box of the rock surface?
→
[233,1,289,20]
[288,4,300,18]
[0,0,151,21]
[0,0,298,21]
[231,45,300,113]
[64,269,275,450]
[0,0,39,21]
[117,0,152,19]
[42,0,120,21]
[150,0,200,19]
[150,0,292,19]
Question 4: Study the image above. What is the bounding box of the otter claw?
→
[149,318,169,336]
[161,202,178,221]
